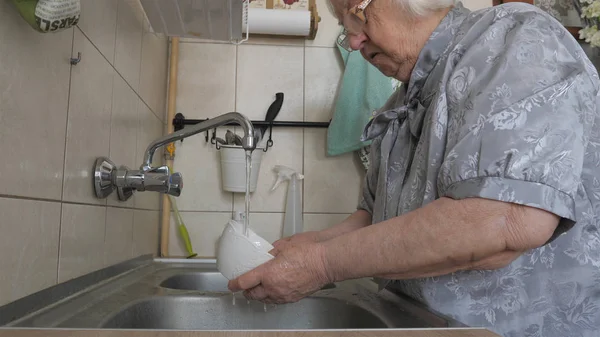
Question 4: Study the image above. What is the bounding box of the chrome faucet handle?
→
[148,165,169,175]
[166,172,183,197]
[94,157,117,199]
[141,166,183,197]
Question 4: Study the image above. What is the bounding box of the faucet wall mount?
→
[94,157,182,201]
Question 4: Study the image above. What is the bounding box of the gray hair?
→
[327,0,457,17]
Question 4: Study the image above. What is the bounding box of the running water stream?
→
[244,150,252,236]
[241,149,268,313]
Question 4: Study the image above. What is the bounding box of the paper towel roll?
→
[243,8,312,36]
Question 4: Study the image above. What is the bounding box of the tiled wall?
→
[167,0,492,257]
[462,0,493,10]
[0,0,168,306]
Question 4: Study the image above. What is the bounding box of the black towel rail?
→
[172,113,331,152]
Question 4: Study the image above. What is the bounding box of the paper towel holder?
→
[308,0,321,40]
[248,0,321,40]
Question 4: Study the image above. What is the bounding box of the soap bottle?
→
[271,165,304,238]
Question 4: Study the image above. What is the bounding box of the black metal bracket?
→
[70,52,82,65]
[173,112,330,151]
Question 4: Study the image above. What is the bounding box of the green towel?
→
[327,44,396,156]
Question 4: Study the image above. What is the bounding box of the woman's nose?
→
[348,32,368,51]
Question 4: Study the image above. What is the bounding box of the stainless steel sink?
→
[100,296,389,330]
[0,256,466,330]
[160,272,337,292]
[159,272,230,292]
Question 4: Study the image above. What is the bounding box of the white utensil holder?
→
[220,145,263,193]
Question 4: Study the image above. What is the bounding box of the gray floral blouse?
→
[359,3,600,337]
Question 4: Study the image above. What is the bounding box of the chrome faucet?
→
[93,112,255,201]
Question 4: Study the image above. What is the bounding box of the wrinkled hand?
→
[228,242,331,304]
[270,231,321,256]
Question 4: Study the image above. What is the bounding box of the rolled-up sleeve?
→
[437,15,599,238]
[438,68,595,236]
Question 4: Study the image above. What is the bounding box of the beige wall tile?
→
[245,212,284,245]
[0,3,72,200]
[168,212,232,258]
[304,47,343,122]
[59,204,106,283]
[233,129,303,213]
[306,0,341,48]
[104,207,134,267]
[236,45,304,121]
[172,131,233,212]
[177,43,237,119]
[0,0,167,305]
[115,0,143,91]
[168,212,283,258]
[63,30,114,205]
[245,36,305,47]
[77,0,118,62]
[0,197,60,306]
[179,38,229,44]
[134,103,164,211]
[303,213,350,232]
[133,210,160,257]
[304,129,364,213]
[179,31,304,46]
[139,20,168,121]
[108,75,139,208]
[462,0,493,10]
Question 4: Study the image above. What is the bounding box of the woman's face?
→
[331,0,448,82]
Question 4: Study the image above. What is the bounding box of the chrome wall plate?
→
[94,157,116,199]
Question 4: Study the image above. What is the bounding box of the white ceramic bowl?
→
[217,220,274,280]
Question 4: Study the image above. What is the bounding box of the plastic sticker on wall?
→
[248,0,267,8]
[272,0,309,10]
[11,0,80,33]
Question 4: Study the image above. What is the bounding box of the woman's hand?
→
[229,242,331,304]
[270,231,322,255]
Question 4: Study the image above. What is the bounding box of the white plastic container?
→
[220,146,263,193]
[270,165,304,238]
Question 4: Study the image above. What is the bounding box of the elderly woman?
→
[229,0,600,336]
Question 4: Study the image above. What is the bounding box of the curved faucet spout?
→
[142,112,255,171]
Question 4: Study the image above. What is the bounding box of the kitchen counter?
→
[0,256,499,336]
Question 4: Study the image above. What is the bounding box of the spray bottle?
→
[271,165,304,238]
